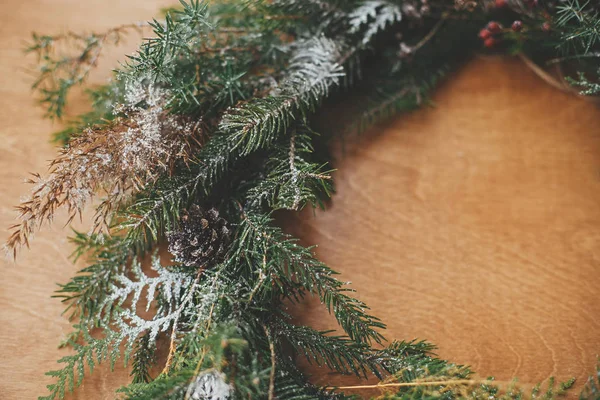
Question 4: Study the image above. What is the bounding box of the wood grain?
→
[285,57,600,394]
[0,1,599,399]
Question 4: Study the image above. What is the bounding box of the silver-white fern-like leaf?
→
[349,0,402,45]
[103,254,196,344]
[275,36,346,99]
[105,254,193,313]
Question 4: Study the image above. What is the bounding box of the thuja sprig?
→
[40,327,122,400]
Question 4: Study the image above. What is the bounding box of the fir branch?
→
[118,36,347,248]
[234,212,386,345]
[131,333,156,384]
[220,36,347,156]
[123,0,213,83]
[248,125,333,211]
[275,322,381,378]
[347,69,447,135]
[272,359,354,400]
[556,0,600,53]
[567,70,600,94]
[265,0,351,37]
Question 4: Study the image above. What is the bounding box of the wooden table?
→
[1,1,599,399]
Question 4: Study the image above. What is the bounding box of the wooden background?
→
[1,1,599,399]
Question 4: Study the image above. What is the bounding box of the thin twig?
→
[175,265,227,389]
[519,54,600,104]
[264,15,305,20]
[518,53,574,93]
[303,172,333,180]
[161,268,204,375]
[331,377,537,392]
[412,14,447,52]
[264,325,276,400]
[547,51,600,64]
[247,253,267,304]
[216,27,254,33]
[35,22,148,44]
[332,379,477,390]
[288,130,301,210]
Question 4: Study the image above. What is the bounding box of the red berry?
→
[484,37,496,48]
[511,20,523,32]
[487,21,502,33]
[479,29,492,40]
[542,22,551,32]
[495,0,508,7]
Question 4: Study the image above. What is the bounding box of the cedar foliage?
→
[8,0,600,399]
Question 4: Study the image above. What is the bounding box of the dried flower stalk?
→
[7,82,202,255]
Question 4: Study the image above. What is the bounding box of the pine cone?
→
[168,205,231,267]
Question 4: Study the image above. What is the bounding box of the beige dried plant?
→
[7,82,203,256]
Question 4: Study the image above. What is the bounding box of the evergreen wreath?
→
[7,0,600,399]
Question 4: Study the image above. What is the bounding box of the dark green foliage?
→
[232,212,385,345]
[131,333,157,384]
[555,1,600,54]
[15,1,599,399]
[247,125,333,210]
[123,1,212,84]
[274,321,389,378]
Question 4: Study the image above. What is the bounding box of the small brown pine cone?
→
[168,205,231,268]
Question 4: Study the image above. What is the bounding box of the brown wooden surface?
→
[1,1,600,399]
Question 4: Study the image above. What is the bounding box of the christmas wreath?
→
[8,0,600,399]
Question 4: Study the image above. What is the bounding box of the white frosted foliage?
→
[274,36,345,100]
[349,0,402,45]
[104,254,195,345]
[117,74,195,177]
[104,254,228,349]
[189,371,231,400]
